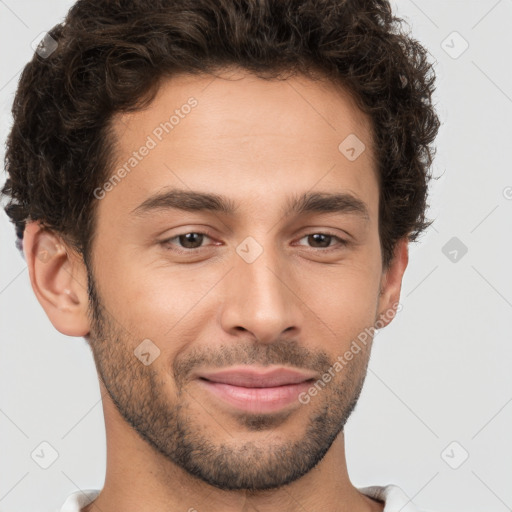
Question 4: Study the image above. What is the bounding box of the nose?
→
[219,242,302,344]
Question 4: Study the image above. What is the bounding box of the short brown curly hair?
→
[1,0,439,269]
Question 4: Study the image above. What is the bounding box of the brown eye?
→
[176,233,206,249]
[296,232,348,250]
[161,232,214,252]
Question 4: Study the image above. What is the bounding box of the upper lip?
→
[196,366,318,388]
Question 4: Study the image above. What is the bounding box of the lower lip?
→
[197,379,313,414]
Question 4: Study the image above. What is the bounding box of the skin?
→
[23,69,408,512]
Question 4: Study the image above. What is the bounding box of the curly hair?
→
[1,0,439,269]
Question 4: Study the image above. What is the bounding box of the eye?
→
[295,232,348,251]
[160,230,349,255]
[161,232,214,253]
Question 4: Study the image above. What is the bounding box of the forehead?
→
[100,70,378,222]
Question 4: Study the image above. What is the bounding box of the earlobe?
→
[376,238,409,329]
[23,221,91,337]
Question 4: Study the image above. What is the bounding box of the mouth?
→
[194,366,317,414]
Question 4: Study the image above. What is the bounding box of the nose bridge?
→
[220,235,301,342]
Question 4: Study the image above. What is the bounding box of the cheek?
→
[99,258,218,350]
[305,271,379,337]
[296,253,382,350]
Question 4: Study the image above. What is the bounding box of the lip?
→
[195,366,317,414]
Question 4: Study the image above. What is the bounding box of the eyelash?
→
[160,230,349,255]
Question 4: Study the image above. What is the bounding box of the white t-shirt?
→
[58,484,437,511]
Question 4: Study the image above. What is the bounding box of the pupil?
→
[180,233,202,248]
[310,234,330,247]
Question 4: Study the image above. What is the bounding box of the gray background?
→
[1,1,511,511]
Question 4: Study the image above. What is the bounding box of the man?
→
[2,0,440,511]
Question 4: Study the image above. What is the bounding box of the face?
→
[83,69,401,490]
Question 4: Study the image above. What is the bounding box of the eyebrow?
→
[130,188,370,222]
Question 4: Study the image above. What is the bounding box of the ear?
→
[375,237,409,329]
[23,221,91,337]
